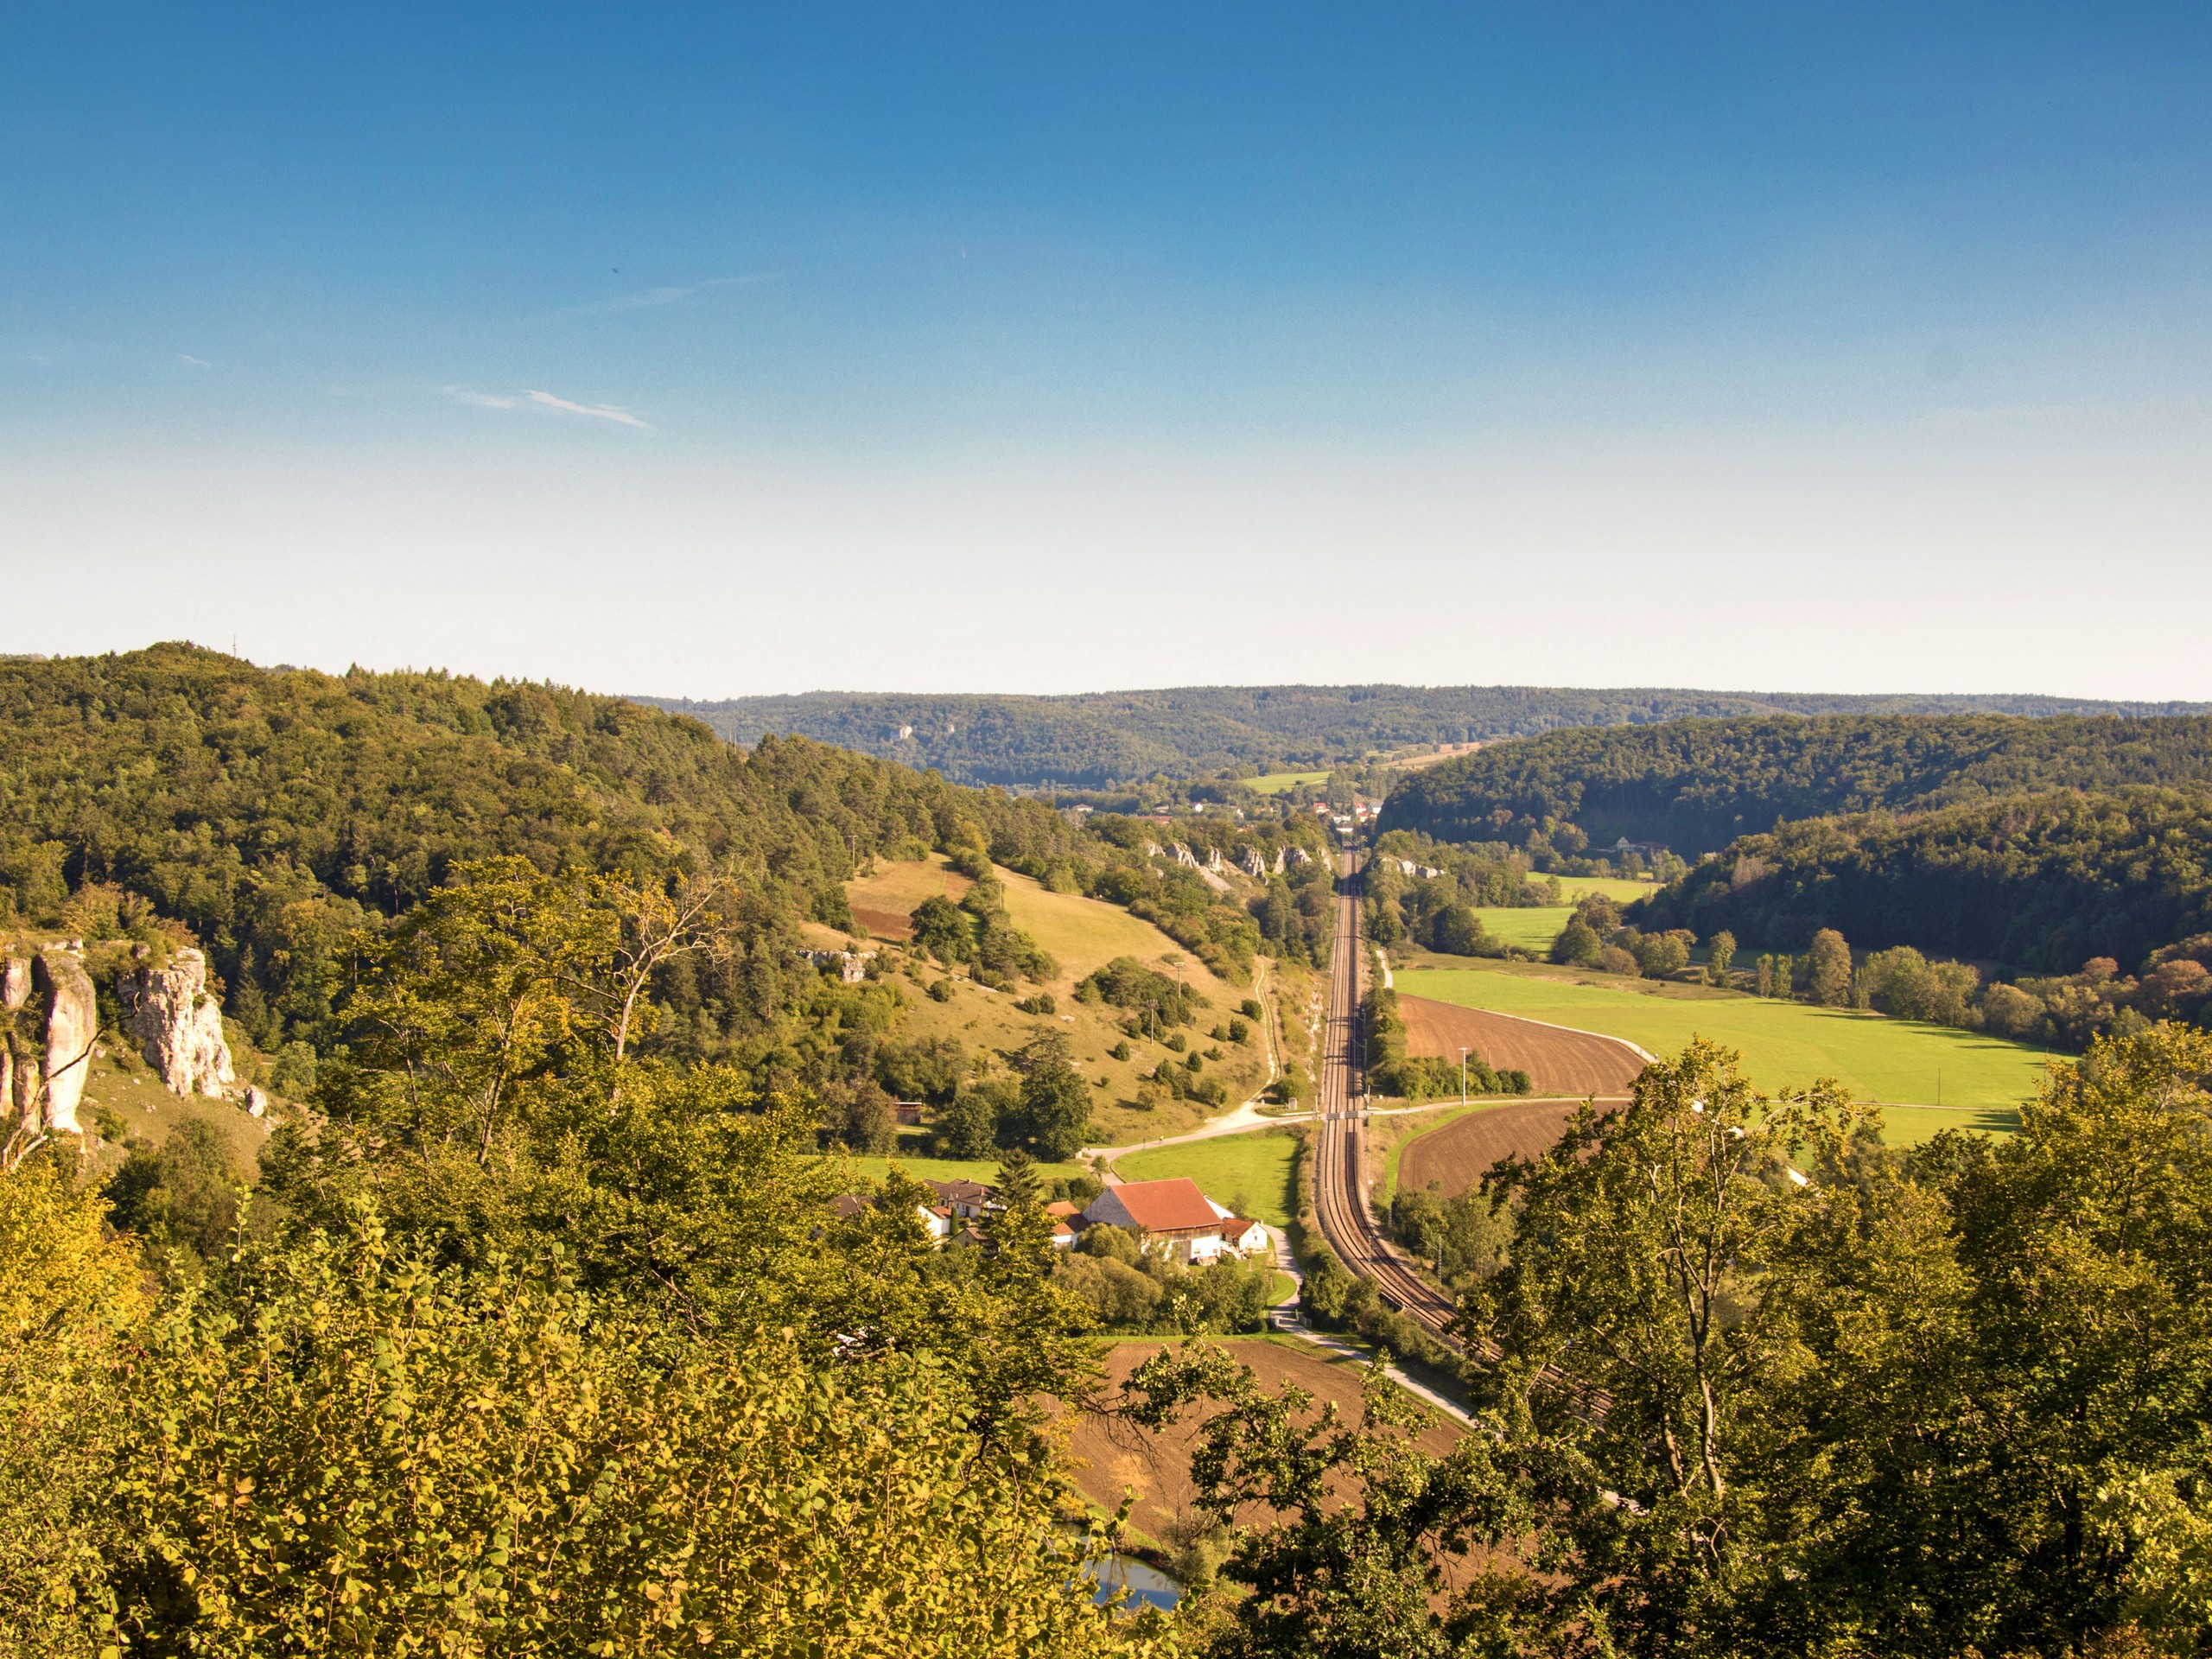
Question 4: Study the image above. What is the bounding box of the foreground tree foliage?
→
[1129,1029,2212,1658]
[0,859,1174,1656]
[102,1216,1145,1657]
[0,1162,147,1656]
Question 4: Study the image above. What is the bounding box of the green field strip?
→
[1248,770,1334,796]
[1398,963,2050,1119]
[1472,906,1573,951]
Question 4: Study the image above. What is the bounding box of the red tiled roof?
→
[1107,1179,1222,1234]
[1043,1200,1081,1217]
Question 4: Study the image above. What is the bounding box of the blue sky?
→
[5,4,2209,696]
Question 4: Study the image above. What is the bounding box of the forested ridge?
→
[0,645,1344,1120]
[0,644,1096,1059]
[645,686,2202,789]
[1382,712,2212,854]
[1637,785,2212,974]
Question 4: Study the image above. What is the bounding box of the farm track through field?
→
[1398,995,1646,1097]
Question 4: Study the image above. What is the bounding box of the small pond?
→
[1087,1553,1181,1611]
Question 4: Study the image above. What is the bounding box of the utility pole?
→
[1460,1046,1470,1107]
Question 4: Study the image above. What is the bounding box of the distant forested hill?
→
[639,687,2206,789]
[1634,786,2212,974]
[1380,714,2212,854]
[0,645,1089,1054]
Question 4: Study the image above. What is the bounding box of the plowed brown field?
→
[1066,1339,1461,1542]
[1397,1100,1585,1200]
[1399,994,1645,1097]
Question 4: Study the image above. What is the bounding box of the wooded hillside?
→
[0,644,1090,1056]
[1635,785,2212,972]
[1381,713,2212,854]
[644,687,2203,789]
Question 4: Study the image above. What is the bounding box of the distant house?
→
[1218,1215,1269,1255]
[1078,1179,1270,1264]
[928,1178,995,1220]
[892,1101,925,1128]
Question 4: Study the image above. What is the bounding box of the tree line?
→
[652,688,2205,790]
[1382,712,2212,855]
[1633,784,2212,982]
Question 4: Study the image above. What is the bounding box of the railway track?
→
[1308,850,1464,1346]
[1306,852,1612,1421]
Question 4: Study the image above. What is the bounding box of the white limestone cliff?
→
[118,947,235,1098]
[34,949,98,1134]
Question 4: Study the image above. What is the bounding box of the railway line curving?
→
[1308,851,1463,1344]
[1308,853,1612,1421]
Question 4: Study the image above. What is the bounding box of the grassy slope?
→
[841,857,1273,1144]
[1398,961,2047,1122]
[1111,1129,1300,1226]
[994,867,1240,1010]
[843,856,973,938]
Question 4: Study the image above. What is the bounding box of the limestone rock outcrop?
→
[118,947,235,1099]
[0,954,22,1129]
[33,949,98,1135]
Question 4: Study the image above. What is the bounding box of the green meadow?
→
[1398,963,2051,1130]
[1247,769,1333,796]
[1466,878,1657,954]
[1473,905,1575,951]
[1554,875,1662,904]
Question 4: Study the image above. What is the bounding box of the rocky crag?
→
[118,946,235,1099]
[3,947,99,1135]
